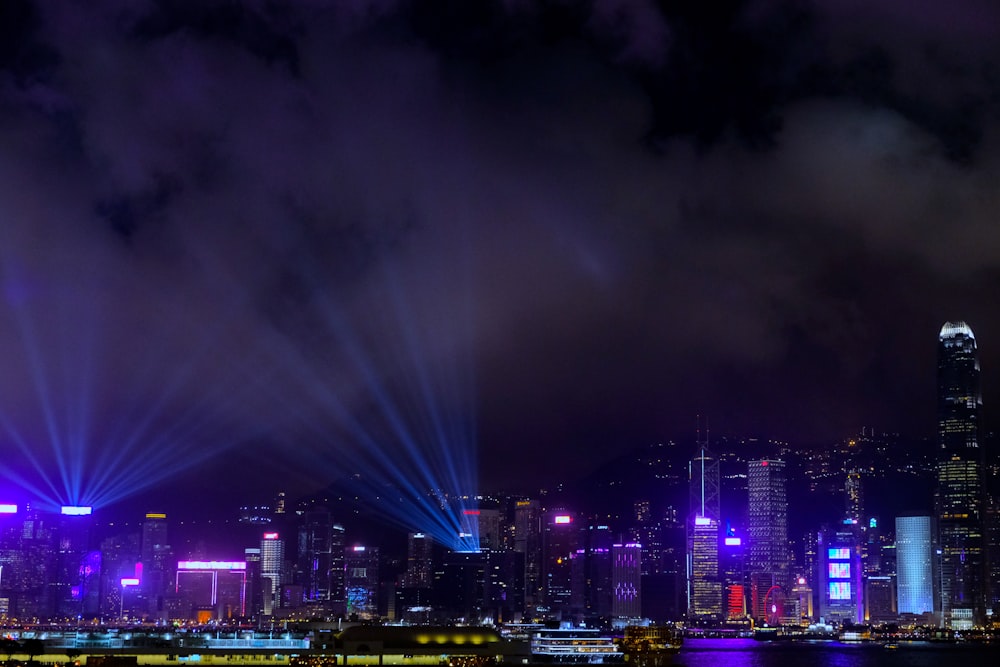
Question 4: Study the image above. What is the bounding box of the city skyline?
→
[1,2,1000,516]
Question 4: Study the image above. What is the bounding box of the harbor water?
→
[675,638,1000,667]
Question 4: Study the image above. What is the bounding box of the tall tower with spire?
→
[935,321,986,628]
[687,418,722,618]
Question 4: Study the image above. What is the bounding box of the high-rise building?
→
[895,515,935,617]
[580,523,614,620]
[936,321,986,628]
[541,510,579,620]
[344,544,379,619]
[244,547,262,617]
[747,459,789,622]
[720,529,747,620]
[514,499,542,613]
[687,443,722,618]
[297,510,336,605]
[140,513,171,618]
[260,532,284,616]
[330,522,346,608]
[688,518,721,618]
[403,532,434,589]
[173,560,247,621]
[612,543,642,622]
[817,524,864,625]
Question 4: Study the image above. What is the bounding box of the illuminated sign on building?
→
[0,504,17,514]
[145,513,167,519]
[829,582,851,600]
[554,515,572,524]
[353,545,366,552]
[724,537,742,546]
[463,509,480,515]
[829,562,851,579]
[827,547,851,560]
[120,578,140,587]
[61,506,93,516]
[694,516,712,526]
[177,561,247,570]
[263,532,279,540]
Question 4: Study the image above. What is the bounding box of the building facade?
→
[895,515,935,617]
[935,321,986,628]
[747,459,789,622]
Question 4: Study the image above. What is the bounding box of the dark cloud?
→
[0,0,999,508]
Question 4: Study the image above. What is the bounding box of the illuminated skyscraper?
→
[935,321,986,628]
[174,560,247,621]
[612,543,642,621]
[817,524,863,625]
[747,459,788,622]
[140,513,171,617]
[297,510,330,603]
[895,515,934,616]
[514,499,542,612]
[541,510,579,620]
[720,529,747,620]
[403,532,434,588]
[260,532,284,616]
[687,443,721,618]
[344,544,379,619]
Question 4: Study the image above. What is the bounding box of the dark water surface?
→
[676,638,999,667]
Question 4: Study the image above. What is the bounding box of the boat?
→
[529,627,624,663]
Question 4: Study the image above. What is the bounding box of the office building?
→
[260,532,284,616]
[297,510,336,605]
[345,544,379,619]
[612,543,642,622]
[541,510,579,620]
[514,499,542,613]
[688,444,722,618]
[935,321,986,628]
[817,524,863,625]
[747,459,789,622]
[720,529,747,620]
[140,513,171,618]
[173,560,247,621]
[895,515,935,616]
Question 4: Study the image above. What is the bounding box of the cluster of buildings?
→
[683,321,1000,630]
[0,322,997,631]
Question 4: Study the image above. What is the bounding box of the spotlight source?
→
[60,505,93,516]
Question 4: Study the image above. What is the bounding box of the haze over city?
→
[1,1,999,517]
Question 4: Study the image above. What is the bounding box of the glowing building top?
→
[937,320,980,452]
[940,321,975,341]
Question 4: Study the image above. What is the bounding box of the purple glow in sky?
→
[0,1,999,511]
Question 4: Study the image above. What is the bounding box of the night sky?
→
[1,1,999,514]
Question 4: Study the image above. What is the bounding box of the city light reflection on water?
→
[675,638,1000,667]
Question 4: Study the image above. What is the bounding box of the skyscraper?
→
[817,524,863,625]
[297,510,335,604]
[936,321,986,628]
[139,513,171,618]
[260,532,284,616]
[344,544,379,619]
[687,443,721,618]
[403,532,434,589]
[612,543,642,621]
[895,515,934,616]
[541,510,579,620]
[747,459,789,623]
